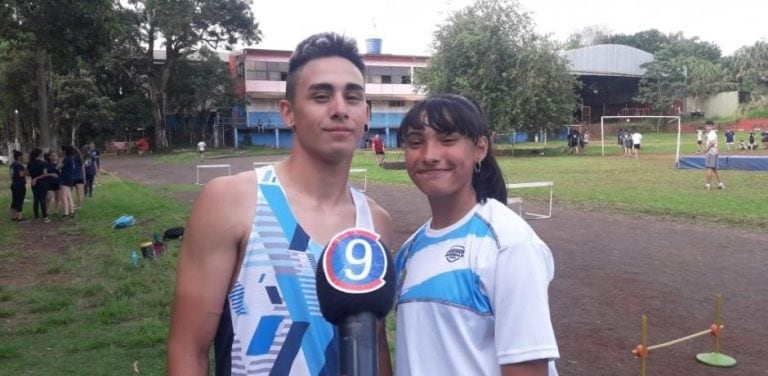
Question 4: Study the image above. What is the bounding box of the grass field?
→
[0,130,765,374]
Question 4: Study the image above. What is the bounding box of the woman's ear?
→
[475,136,489,162]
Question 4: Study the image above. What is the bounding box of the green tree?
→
[54,71,114,147]
[124,0,261,151]
[419,0,576,134]
[166,47,239,143]
[724,41,768,100]
[0,0,117,149]
[635,34,732,115]
[563,25,612,49]
[603,29,671,54]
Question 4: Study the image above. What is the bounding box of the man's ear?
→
[279,99,294,129]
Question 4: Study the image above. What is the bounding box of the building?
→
[563,44,655,124]
[227,39,428,149]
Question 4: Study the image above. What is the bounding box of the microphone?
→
[316,228,395,376]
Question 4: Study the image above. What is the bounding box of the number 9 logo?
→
[322,228,388,294]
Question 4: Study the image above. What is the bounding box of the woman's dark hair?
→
[30,148,43,160]
[398,94,507,204]
[285,32,365,101]
[62,145,75,157]
[13,150,23,161]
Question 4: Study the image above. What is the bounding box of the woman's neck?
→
[428,193,478,230]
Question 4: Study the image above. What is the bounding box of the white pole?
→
[601,117,605,156]
[675,117,682,166]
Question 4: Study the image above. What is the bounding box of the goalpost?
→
[600,116,682,165]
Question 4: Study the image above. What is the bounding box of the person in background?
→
[72,147,86,210]
[88,142,101,172]
[696,127,704,153]
[395,94,559,376]
[704,120,724,191]
[747,130,757,150]
[372,133,386,166]
[9,150,27,222]
[84,156,97,198]
[26,148,50,222]
[622,129,633,157]
[631,130,642,159]
[167,32,394,375]
[44,151,61,217]
[724,128,735,151]
[196,139,206,162]
[59,145,76,218]
[761,129,768,150]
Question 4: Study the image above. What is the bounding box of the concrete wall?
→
[685,91,738,118]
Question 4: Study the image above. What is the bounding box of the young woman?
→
[44,151,61,218]
[9,150,27,222]
[394,94,559,376]
[59,145,76,218]
[26,148,50,222]
[72,147,86,209]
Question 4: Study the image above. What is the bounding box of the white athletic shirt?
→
[197,141,206,152]
[707,130,718,154]
[631,132,642,145]
[395,199,559,376]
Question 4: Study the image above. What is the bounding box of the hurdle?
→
[349,168,368,192]
[632,294,736,375]
[196,164,231,185]
[253,161,280,170]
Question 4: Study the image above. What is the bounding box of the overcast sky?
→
[250,0,766,56]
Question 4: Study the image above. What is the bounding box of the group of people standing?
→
[8,143,100,222]
[566,127,589,154]
[617,128,642,158]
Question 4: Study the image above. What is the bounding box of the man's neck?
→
[277,151,353,204]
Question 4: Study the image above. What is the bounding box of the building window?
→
[245,60,288,81]
[388,100,405,107]
[381,75,392,84]
[401,75,411,84]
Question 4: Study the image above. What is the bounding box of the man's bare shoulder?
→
[198,170,258,202]
[190,171,259,232]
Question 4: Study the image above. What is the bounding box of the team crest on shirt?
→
[445,245,465,263]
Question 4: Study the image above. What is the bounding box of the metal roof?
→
[563,44,654,77]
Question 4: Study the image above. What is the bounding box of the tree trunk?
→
[35,48,51,149]
[149,80,167,151]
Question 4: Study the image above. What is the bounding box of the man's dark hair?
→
[12,150,22,161]
[285,32,366,101]
[705,120,715,126]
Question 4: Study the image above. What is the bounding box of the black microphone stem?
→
[339,311,378,376]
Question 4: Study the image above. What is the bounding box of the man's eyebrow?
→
[307,83,333,92]
[345,83,364,92]
[306,82,364,93]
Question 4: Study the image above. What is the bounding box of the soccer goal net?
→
[600,116,682,164]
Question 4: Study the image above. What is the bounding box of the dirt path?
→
[106,154,768,375]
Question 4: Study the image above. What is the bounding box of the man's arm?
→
[167,174,256,375]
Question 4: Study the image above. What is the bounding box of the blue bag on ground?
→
[112,214,136,229]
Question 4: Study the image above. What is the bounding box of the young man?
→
[372,133,385,166]
[704,120,724,190]
[9,150,27,222]
[631,131,642,159]
[724,128,735,151]
[696,127,704,152]
[167,32,394,375]
[196,140,206,162]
